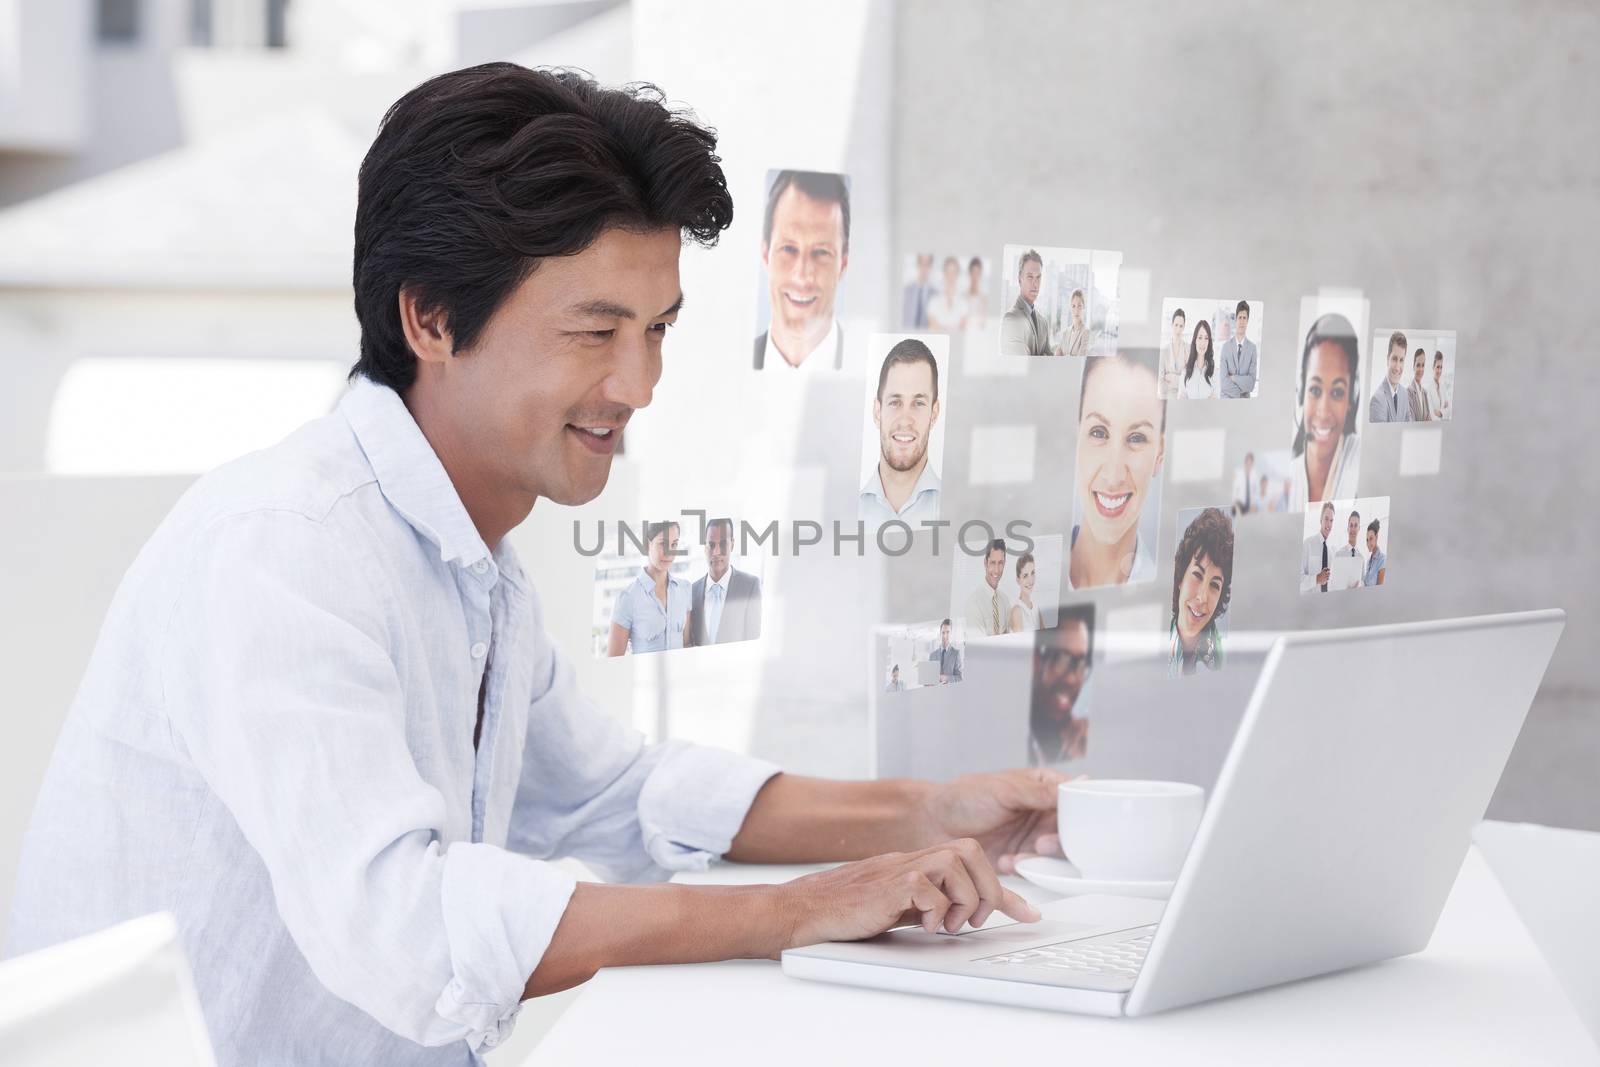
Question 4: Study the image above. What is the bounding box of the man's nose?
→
[604,336,659,409]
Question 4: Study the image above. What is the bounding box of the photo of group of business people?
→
[594,517,764,656]
[1168,506,1236,677]
[1068,350,1167,590]
[881,617,968,692]
[1287,294,1370,511]
[1367,329,1457,424]
[1299,496,1392,594]
[752,168,851,372]
[997,244,1121,357]
[858,334,949,527]
[1028,604,1096,766]
[900,253,992,333]
[1231,450,1295,517]
[1157,298,1263,400]
[948,535,1065,637]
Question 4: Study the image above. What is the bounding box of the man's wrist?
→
[893,778,942,850]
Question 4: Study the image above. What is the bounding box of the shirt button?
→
[470,642,488,659]
[471,560,488,575]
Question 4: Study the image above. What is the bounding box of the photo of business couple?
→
[595,517,764,656]
[858,334,948,528]
[900,253,992,332]
[881,618,967,692]
[1157,298,1263,400]
[1068,350,1167,590]
[1367,329,1457,424]
[1168,506,1236,677]
[1288,295,1371,511]
[997,244,1121,357]
[1299,497,1393,594]
[1027,604,1096,767]
[1231,450,1294,517]
[752,168,850,372]
[948,535,1066,638]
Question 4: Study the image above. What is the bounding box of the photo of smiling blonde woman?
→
[1066,349,1167,590]
[1168,506,1234,677]
[1289,299,1367,508]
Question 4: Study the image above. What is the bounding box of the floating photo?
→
[1067,350,1166,591]
[1299,496,1392,594]
[1287,294,1369,511]
[880,617,967,692]
[1028,604,1096,766]
[858,334,949,528]
[1231,449,1295,517]
[594,516,765,656]
[900,253,992,333]
[1157,298,1263,400]
[997,244,1121,357]
[753,169,851,372]
[1367,328,1456,425]
[1167,506,1235,677]
[948,534,1065,639]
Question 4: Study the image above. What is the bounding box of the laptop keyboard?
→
[975,926,1156,980]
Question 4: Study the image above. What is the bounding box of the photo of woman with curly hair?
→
[1167,506,1234,677]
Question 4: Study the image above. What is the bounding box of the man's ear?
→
[839,247,849,276]
[398,287,455,367]
[760,241,771,269]
[872,396,882,428]
[930,398,941,427]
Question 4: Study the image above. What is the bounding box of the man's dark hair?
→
[705,517,734,542]
[1413,347,1426,364]
[1389,330,1408,355]
[876,337,939,402]
[1039,603,1096,668]
[1235,299,1250,317]
[1018,249,1043,276]
[940,618,952,628]
[350,63,734,392]
[761,170,850,251]
[985,538,1006,561]
[1170,507,1234,626]
[1349,510,1361,524]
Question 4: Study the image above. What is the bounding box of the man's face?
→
[1235,308,1249,340]
[409,225,680,507]
[1387,342,1406,387]
[984,547,1005,588]
[1320,507,1335,539]
[1413,352,1425,384]
[1347,513,1360,546]
[1019,261,1042,305]
[1034,620,1090,725]
[763,185,847,340]
[939,623,951,647]
[915,254,932,283]
[874,359,939,473]
[706,522,732,581]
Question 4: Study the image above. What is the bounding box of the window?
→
[96,0,141,43]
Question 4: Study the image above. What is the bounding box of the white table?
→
[533,846,1599,1065]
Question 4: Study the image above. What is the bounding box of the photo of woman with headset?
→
[1290,304,1365,508]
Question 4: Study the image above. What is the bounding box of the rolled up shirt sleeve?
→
[506,584,780,883]
[161,510,575,1054]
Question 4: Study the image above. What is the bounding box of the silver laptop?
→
[783,610,1566,1016]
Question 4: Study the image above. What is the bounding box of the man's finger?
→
[996,885,1041,923]
[905,870,952,934]
[919,848,981,932]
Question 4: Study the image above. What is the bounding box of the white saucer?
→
[1014,856,1175,900]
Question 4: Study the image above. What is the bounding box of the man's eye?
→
[588,329,614,340]
[650,321,672,334]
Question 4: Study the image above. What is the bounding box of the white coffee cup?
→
[1057,779,1205,882]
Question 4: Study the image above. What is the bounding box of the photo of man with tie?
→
[901,253,935,329]
[928,619,964,684]
[1368,331,1415,423]
[1407,348,1432,422]
[688,518,763,646]
[999,248,1050,355]
[1300,501,1337,593]
[964,539,1014,637]
[1219,299,1260,398]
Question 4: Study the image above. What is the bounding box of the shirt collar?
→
[860,460,942,510]
[707,567,732,593]
[339,376,493,570]
[764,319,840,371]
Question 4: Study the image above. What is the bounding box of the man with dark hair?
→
[1219,299,1258,398]
[965,539,1013,637]
[1232,450,1256,515]
[930,618,964,684]
[1029,607,1094,765]
[902,252,935,329]
[1301,500,1338,592]
[1408,347,1432,422]
[1369,330,1414,423]
[7,65,1057,1065]
[688,517,762,645]
[1000,248,1050,356]
[859,338,941,526]
[1333,508,1364,590]
[753,169,850,370]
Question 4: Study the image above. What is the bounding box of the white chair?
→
[0,912,218,1066]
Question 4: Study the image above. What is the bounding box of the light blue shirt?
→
[704,572,728,644]
[1364,547,1386,586]
[859,461,942,528]
[612,567,691,653]
[4,377,779,1065]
